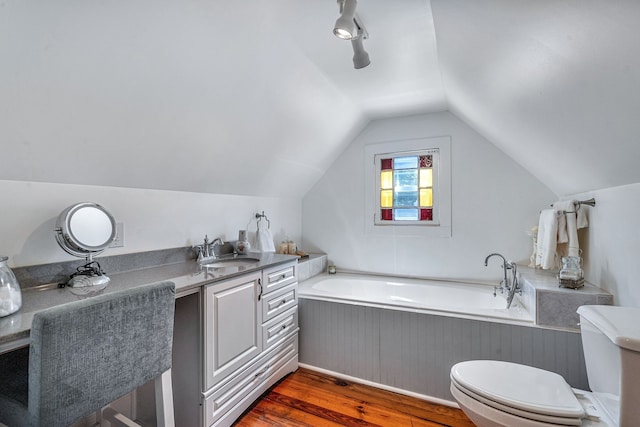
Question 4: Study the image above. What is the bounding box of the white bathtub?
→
[298,273,586,403]
[298,273,533,324]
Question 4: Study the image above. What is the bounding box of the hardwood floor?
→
[234,368,476,427]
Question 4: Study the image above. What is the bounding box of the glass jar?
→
[558,256,585,288]
[0,256,22,317]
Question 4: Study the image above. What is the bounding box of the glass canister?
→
[558,256,585,288]
[0,256,22,317]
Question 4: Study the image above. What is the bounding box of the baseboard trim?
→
[297,363,460,409]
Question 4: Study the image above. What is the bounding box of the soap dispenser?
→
[235,230,251,255]
[0,256,22,317]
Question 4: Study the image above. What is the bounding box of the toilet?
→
[450,305,640,427]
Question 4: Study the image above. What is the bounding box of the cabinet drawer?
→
[262,307,298,351]
[262,262,296,294]
[204,335,298,427]
[262,282,297,323]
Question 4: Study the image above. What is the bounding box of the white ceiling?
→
[431,0,640,196]
[2,0,639,198]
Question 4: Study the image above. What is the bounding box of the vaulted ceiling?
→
[2,1,639,198]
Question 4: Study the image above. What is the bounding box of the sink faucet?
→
[204,236,224,258]
[484,252,521,308]
[194,235,224,262]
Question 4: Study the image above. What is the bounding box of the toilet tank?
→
[578,305,640,426]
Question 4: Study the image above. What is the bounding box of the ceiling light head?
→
[333,25,354,40]
[333,0,357,40]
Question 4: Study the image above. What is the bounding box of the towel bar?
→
[549,198,596,213]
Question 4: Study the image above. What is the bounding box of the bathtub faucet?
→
[484,253,521,308]
[484,253,512,295]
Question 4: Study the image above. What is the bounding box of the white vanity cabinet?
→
[188,260,298,427]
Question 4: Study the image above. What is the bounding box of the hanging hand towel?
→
[536,209,559,270]
[553,200,581,258]
[554,200,589,230]
[255,227,276,253]
[576,204,589,229]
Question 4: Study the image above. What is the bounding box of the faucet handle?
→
[193,245,204,262]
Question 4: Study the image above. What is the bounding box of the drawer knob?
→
[280,299,287,306]
[281,274,286,279]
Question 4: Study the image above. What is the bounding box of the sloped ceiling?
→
[3,1,639,199]
[0,0,444,198]
[431,0,640,196]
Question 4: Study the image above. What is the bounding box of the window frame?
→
[374,149,440,226]
[364,136,451,238]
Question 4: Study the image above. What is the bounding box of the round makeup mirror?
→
[55,202,116,259]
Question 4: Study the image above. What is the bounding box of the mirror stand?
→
[54,202,116,289]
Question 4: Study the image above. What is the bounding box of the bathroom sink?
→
[200,257,260,268]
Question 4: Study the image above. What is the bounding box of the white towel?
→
[553,201,573,244]
[254,227,276,252]
[536,209,559,269]
[577,204,589,229]
[553,200,586,258]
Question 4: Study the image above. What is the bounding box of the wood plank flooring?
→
[233,368,476,427]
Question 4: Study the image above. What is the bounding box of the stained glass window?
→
[376,151,437,224]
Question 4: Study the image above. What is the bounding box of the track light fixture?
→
[351,34,370,69]
[333,0,371,69]
[333,0,358,39]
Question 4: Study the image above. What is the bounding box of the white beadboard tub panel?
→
[298,299,588,403]
[299,297,381,382]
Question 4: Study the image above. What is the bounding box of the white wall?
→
[0,180,301,268]
[302,112,556,282]
[571,183,640,307]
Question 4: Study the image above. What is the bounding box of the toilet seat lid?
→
[451,361,585,419]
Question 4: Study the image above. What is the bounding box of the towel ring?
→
[255,211,271,229]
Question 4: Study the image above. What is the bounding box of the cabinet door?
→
[204,272,262,390]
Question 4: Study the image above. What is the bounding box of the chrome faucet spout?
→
[484,252,507,267]
[484,253,510,289]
